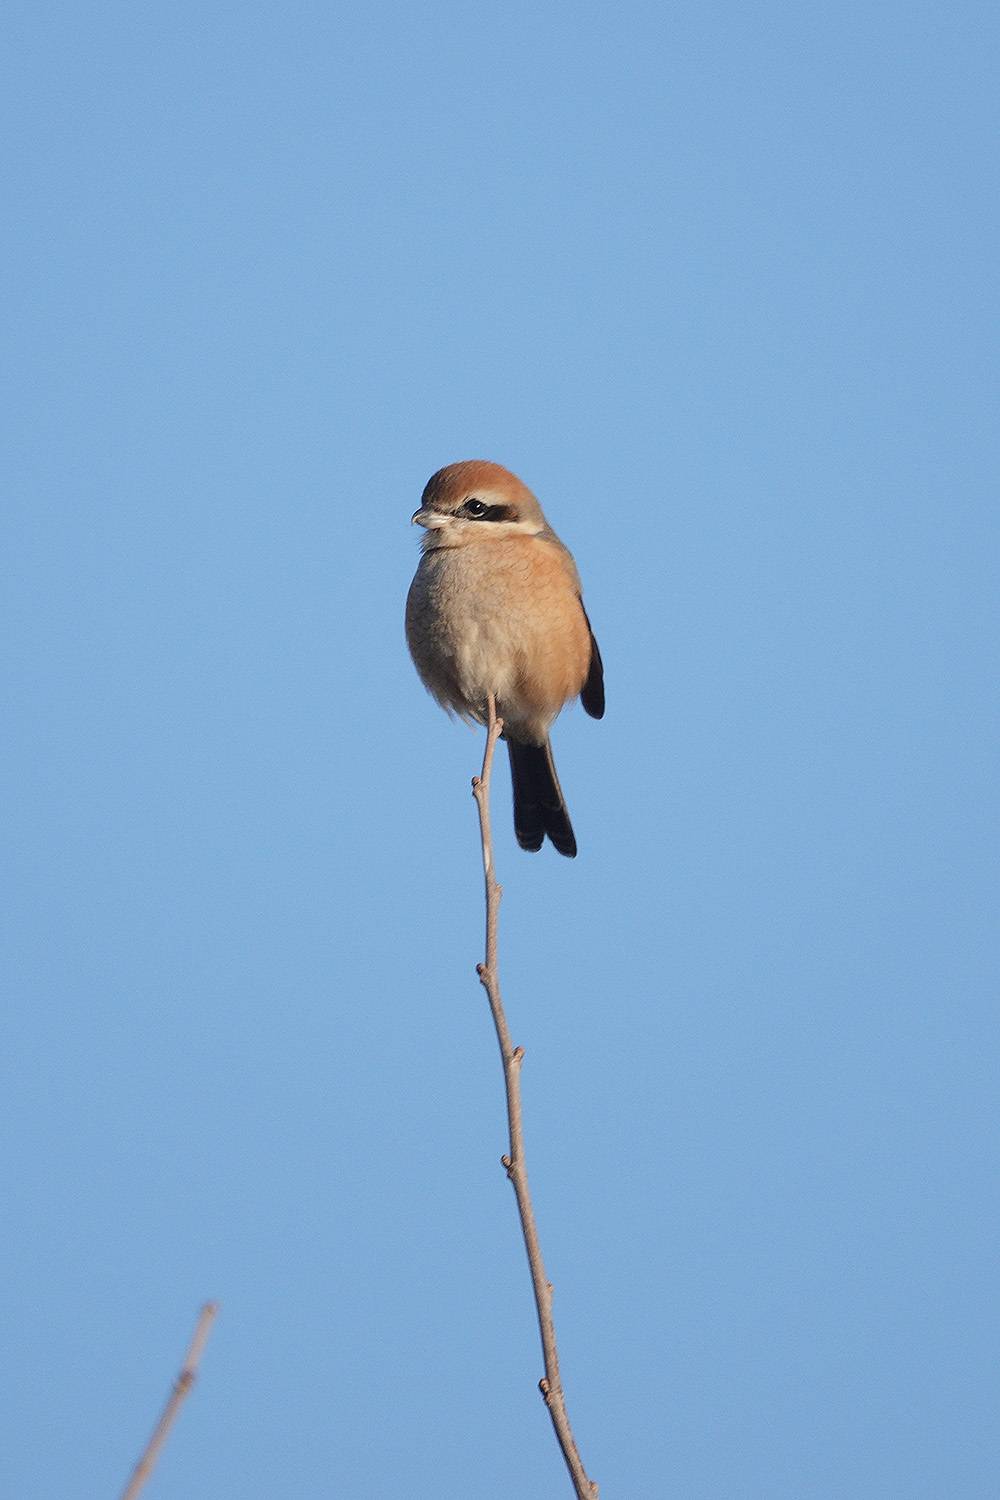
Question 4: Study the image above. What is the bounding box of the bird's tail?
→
[506,739,577,858]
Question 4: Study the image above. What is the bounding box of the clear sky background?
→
[3,2,998,1496]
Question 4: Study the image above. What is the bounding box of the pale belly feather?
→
[405,535,588,742]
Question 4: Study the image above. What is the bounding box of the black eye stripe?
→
[461,498,515,522]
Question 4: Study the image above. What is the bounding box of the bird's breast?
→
[406,536,590,740]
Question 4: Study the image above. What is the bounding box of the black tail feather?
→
[506,739,577,857]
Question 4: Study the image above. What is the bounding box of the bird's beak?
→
[411,508,450,529]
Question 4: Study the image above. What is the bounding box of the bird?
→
[405,460,604,857]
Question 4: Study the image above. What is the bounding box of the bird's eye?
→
[463,498,487,518]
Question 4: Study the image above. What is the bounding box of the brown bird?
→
[406,460,604,856]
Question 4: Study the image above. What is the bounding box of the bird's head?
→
[411,461,548,550]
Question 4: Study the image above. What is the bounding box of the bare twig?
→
[119,1301,218,1500]
[472,695,598,1499]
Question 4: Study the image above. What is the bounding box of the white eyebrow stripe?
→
[468,516,544,536]
[419,513,545,549]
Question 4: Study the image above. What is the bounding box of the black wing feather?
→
[579,600,605,720]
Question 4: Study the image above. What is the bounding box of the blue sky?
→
[3,2,998,1495]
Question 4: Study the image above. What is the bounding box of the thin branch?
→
[119,1301,219,1500]
[472,695,598,1500]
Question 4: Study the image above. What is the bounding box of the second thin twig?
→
[119,1300,219,1500]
